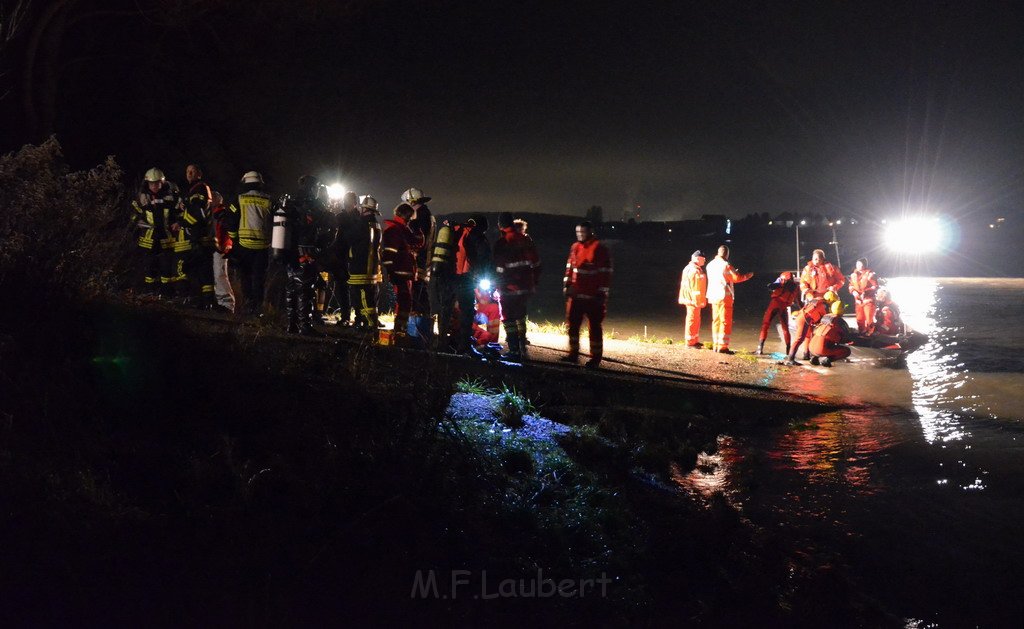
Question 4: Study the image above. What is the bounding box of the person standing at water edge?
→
[849,257,878,334]
[756,271,799,355]
[381,203,424,341]
[705,245,753,354]
[560,221,612,368]
[493,211,541,361]
[677,250,708,349]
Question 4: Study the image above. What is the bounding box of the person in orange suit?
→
[677,250,708,349]
[874,288,903,336]
[756,271,799,355]
[848,257,879,334]
[472,288,502,347]
[705,244,753,354]
[800,248,844,301]
[783,290,837,365]
[809,300,853,366]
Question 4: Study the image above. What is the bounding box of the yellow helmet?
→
[823,290,838,303]
[831,301,846,316]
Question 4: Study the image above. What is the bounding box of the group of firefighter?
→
[131,166,613,367]
[678,246,903,367]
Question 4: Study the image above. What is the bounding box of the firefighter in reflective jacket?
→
[131,168,180,298]
[849,257,879,334]
[560,221,612,368]
[783,290,838,365]
[677,250,708,349]
[706,245,754,354]
[874,288,903,336]
[226,171,274,315]
[381,203,424,338]
[282,176,330,334]
[800,248,844,301]
[809,301,853,366]
[493,211,541,361]
[346,195,383,330]
[757,271,799,355]
[429,219,460,351]
[179,164,217,308]
[403,188,437,342]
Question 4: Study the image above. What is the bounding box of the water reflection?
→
[768,410,896,495]
[886,277,970,443]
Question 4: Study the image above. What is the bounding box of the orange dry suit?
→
[759,272,799,349]
[809,313,852,360]
[800,261,844,301]
[678,262,708,347]
[849,269,879,334]
[787,298,829,360]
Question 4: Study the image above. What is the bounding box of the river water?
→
[676,278,1024,626]
[535,277,1024,624]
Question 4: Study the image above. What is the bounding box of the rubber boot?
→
[756,340,765,355]
[500,321,522,361]
[516,319,529,360]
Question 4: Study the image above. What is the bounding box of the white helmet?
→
[241,171,263,184]
[144,168,165,183]
[401,187,431,204]
[359,195,379,212]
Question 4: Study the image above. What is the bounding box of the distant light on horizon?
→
[884,217,949,254]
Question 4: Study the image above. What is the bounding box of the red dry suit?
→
[809,313,852,360]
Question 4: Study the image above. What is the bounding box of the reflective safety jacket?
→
[228,189,274,250]
[706,255,752,303]
[410,203,436,281]
[181,180,214,248]
[800,261,844,300]
[767,274,799,309]
[812,313,851,344]
[564,238,612,299]
[346,212,383,285]
[430,223,457,274]
[131,183,180,250]
[493,226,541,296]
[875,301,902,335]
[849,269,878,303]
[381,216,424,279]
[678,261,707,308]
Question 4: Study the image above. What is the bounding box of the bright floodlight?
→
[326,183,345,201]
[884,217,947,254]
[478,279,492,291]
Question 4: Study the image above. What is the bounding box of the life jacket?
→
[849,269,878,302]
[876,302,902,335]
[812,314,848,344]
[799,299,828,326]
[800,261,844,300]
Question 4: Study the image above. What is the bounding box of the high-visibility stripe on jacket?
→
[381,216,423,278]
[800,261,844,300]
[228,190,273,250]
[346,214,383,285]
[493,226,541,296]
[181,181,215,248]
[563,238,612,299]
[849,269,878,302]
[431,224,457,271]
[678,262,707,307]
[131,184,179,250]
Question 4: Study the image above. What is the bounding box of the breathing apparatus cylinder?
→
[271,194,291,260]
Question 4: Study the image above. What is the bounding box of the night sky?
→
[2,0,1021,219]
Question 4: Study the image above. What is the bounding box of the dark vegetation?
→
[1,139,891,625]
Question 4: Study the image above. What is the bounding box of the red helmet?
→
[779,271,793,281]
